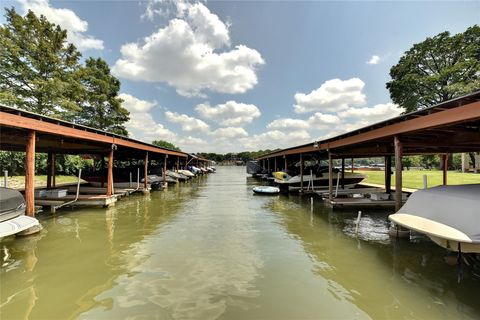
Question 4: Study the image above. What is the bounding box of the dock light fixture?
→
[313,141,319,149]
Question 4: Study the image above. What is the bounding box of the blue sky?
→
[2,0,479,153]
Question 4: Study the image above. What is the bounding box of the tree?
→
[0,8,82,118]
[387,25,480,113]
[75,58,129,135]
[152,140,181,151]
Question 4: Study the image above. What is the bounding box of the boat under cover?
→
[253,186,280,194]
[389,184,480,253]
[0,187,39,238]
[274,171,365,192]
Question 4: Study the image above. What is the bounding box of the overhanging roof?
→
[0,104,188,159]
[257,91,480,160]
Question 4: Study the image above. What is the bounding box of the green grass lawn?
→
[6,175,84,189]
[357,169,480,190]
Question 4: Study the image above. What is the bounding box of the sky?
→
[2,0,479,153]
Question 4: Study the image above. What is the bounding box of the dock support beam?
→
[442,154,448,186]
[101,156,105,188]
[394,136,403,212]
[351,158,354,173]
[144,152,149,189]
[106,148,114,196]
[25,130,36,217]
[274,157,277,172]
[300,154,304,192]
[385,155,392,193]
[284,155,287,171]
[163,155,168,183]
[341,158,345,189]
[267,158,271,173]
[176,157,180,171]
[47,151,56,189]
[328,151,333,201]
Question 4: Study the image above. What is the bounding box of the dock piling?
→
[25,130,36,217]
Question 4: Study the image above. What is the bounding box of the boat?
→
[274,168,365,192]
[272,171,290,181]
[178,170,195,177]
[0,187,40,238]
[389,184,480,253]
[167,170,188,181]
[253,186,280,195]
[246,161,263,176]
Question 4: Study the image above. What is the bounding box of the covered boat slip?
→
[0,105,210,216]
[256,91,480,211]
[389,184,480,253]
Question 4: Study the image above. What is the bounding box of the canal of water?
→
[1,166,479,319]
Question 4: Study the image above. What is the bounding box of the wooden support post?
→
[442,154,448,186]
[106,148,114,196]
[144,152,149,189]
[351,158,354,173]
[262,160,265,170]
[164,155,168,182]
[274,157,277,172]
[176,157,180,171]
[328,151,333,201]
[394,136,403,212]
[25,130,36,217]
[101,156,105,188]
[284,155,287,171]
[47,151,53,189]
[300,154,304,192]
[385,155,392,193]
[341,158,345,189]
[267,158,271,172]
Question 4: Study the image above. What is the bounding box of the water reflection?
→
[264,194,480,319]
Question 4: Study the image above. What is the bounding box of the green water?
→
[1,166,479,319]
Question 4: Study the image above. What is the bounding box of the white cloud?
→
[366,55,381,65]
[18,0,104,51]
[196,101,261,126]
[266,118,309,130]
[240,130,311,151]
[113,2,264,97]
[294,78,366,114]
[307,112,341,130]
[120,93,176,142]
[338,102,403,125]
[210,127,248,140]
[165,111,210,132]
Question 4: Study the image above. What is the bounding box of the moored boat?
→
[389,184,480,253]
[253,186,280,195]
[0,187,40,238]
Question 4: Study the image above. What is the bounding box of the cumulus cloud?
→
[113,2,264,97]
[119,93,176,142]
[266,118,309,130]
[240,130,311,151]
[366,55,381,65]
[338,102,403,125]
[196,101,261,126]
[210,127,248,140]
[18,0,104,51]
[165,111,210,132]
[294,78,366,113]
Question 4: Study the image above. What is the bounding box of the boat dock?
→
[254,92,480,214]
[0,105,213,216]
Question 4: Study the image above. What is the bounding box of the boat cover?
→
[389,184,480,244]
[0,215,39,238]
[0,187,25,214]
